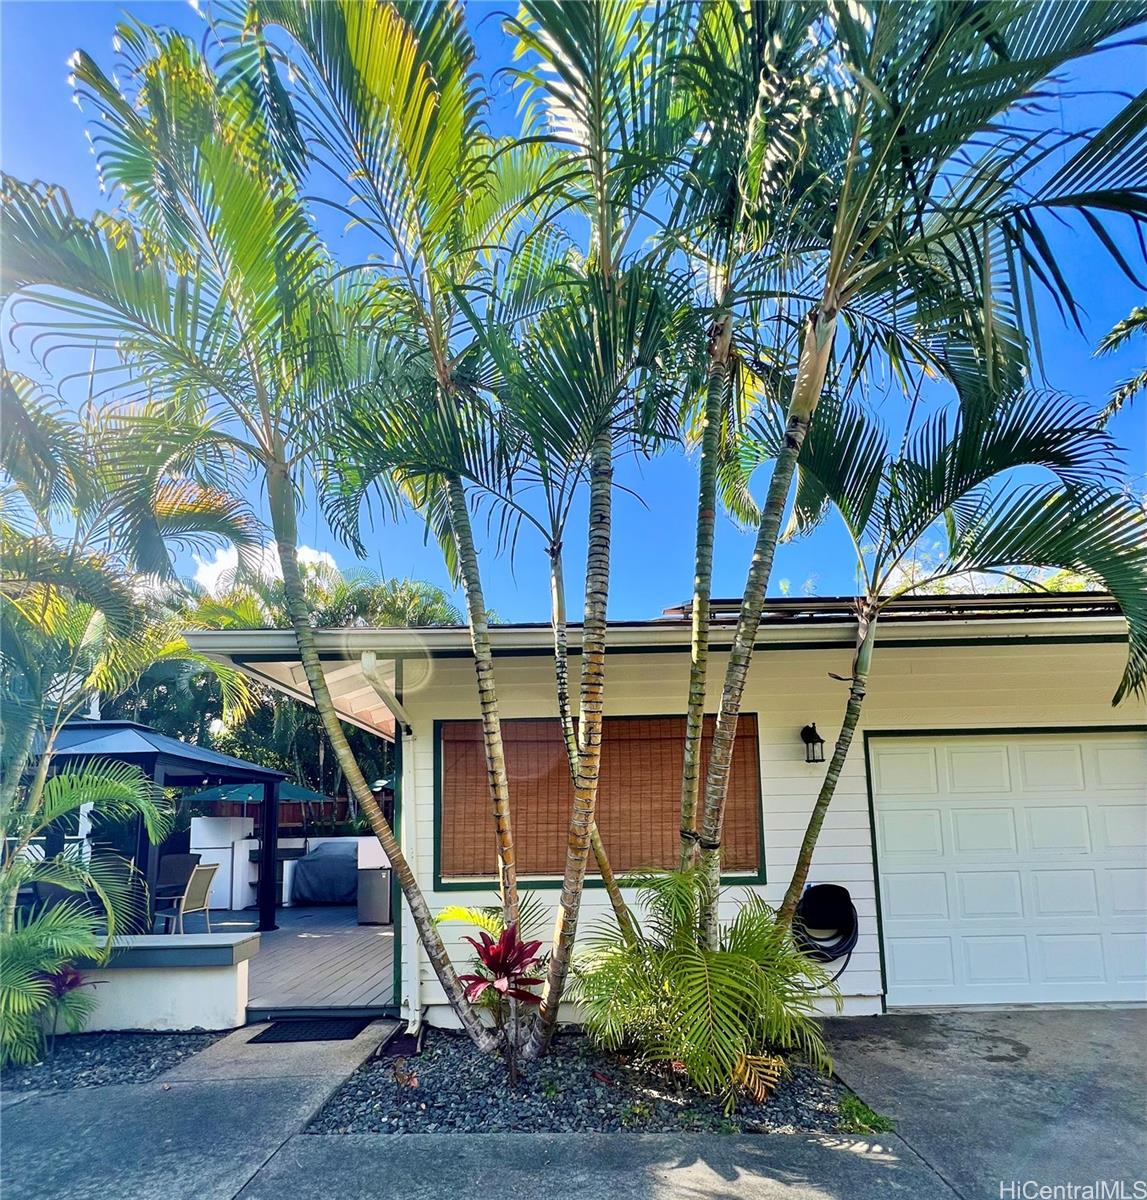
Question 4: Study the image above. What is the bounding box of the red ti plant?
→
[38,964,96,1058]
[459,923,544,1084]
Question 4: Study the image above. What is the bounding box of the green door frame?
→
[388,658,404,1014]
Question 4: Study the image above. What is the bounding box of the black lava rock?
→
[1,1030,223,1093]
[309,1029,844,1135]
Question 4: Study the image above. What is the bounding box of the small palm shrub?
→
[571,870,840,1111]
[1,902,102,1066]
[0,759,166,1067]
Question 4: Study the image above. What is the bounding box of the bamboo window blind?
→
[438,715,762,878]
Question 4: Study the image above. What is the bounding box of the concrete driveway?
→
[825,1008,1147,1200]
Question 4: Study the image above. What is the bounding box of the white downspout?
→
[400,720,423,1032]
[359,652,423,1031]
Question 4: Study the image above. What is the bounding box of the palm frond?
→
[572,870,838,1110]
[39,761,168,842]
[1096,306,1146,423]
[937,486,1147,703]
[0,372,88,517]
[0,530,138,636]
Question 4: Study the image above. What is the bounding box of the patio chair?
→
[155,853,201,901]
[32,881,88,910]
[156,863,219,934]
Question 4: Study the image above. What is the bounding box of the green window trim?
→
[432,713,768,891]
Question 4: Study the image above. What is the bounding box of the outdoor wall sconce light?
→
[800,724,826,763]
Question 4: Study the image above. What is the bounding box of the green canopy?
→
[183,781,333,806]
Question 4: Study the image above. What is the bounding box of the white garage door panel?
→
[873,733,1147,1006]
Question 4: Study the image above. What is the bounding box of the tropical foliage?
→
[675,0,1147,943]
[0,6,499,1046]
[1097,307,1147,423]
[1,0,1145,1084]
[460,924,546,1009]
[185,566,466,790]
[0,374,245,1065]
[460,922,546,1086]
[573,870,837,1111]
[755,388,1147,925]
[0,759,167,1065]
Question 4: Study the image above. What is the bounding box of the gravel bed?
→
[1,1031,223,1093]
[310,1029,844,1135]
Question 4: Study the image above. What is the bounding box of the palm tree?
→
[572,869,837,1110]
[1,370,255,798]
[1,583,185,927]
[0,372,260,1065]
[505,0,694,1056]
[199,561,466,631]
[325,0,685,1043]
[757,389,1147,927]
[0,19,496,1046]
[472,270,678,949]
[320,575,466,629]
[142,570,446,791]
[226,0,582,936]
[662,0,832,868]
[328,241,677,1040]
[186,567,465,795]
[691,1,1147,943]
[0,753,169,1065]
[0,569,179,1063]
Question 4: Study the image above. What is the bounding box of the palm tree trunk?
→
[525,431,613,1058]
[548,545,581,783]
[680,314,733,869]
[443,473,518,929]
[2,728,54,934]
[548,545,637,945]
[0,712,40,832]
[697,305,837,947]
[778,606,876,929]
[267,462,498,1052]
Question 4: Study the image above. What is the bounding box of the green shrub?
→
[0,902,102,1066]
[571,870,840,1111]
[0,758,169,1066]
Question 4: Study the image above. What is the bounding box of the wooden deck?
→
[212,906,396,1017]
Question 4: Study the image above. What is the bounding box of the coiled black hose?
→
[793,883,859,983]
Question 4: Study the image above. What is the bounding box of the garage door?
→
[871,731,1147,1006]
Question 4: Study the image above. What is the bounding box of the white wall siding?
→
[398,637,1141,1027]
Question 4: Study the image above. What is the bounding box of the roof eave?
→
[185,610,1128,662]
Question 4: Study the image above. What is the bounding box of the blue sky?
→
[3,0,1144,622]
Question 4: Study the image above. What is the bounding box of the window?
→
[437,714,762,879]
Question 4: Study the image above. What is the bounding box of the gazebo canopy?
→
[53,720,286,932]
[53,720,285,789]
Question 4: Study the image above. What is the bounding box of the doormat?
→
[249,1017,372,1044]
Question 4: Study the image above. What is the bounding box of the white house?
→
[186,592,1147,1029]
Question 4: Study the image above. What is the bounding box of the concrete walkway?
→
[10,1011,1143,1199]
[2,1021,956,1200]
[1,1020,398,1200]
[238,1131,954,1199]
